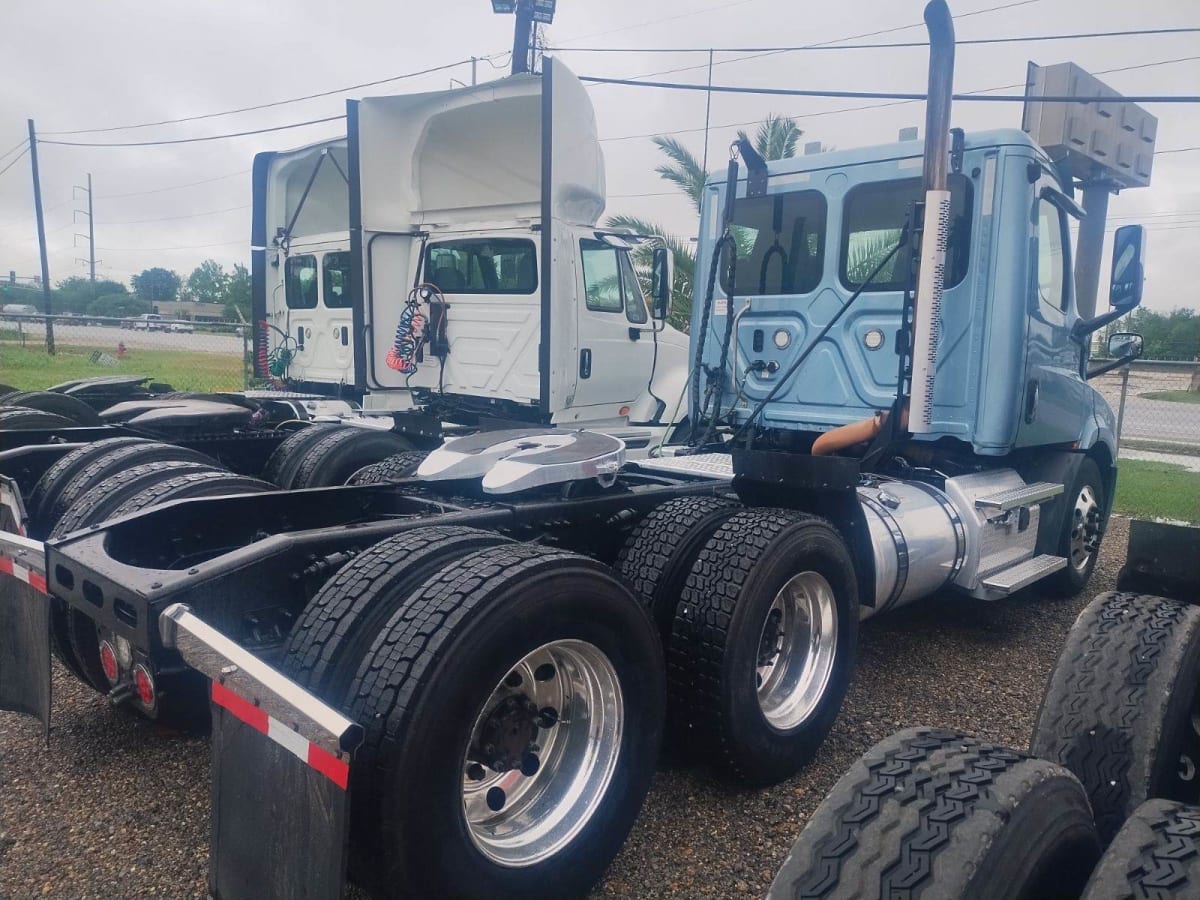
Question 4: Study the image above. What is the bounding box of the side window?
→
[580,240,623,312]
[1036,199,1068,312]
[322,251,352,309]
[840,173,973,291]
[720,189,826,296]
[423,239,537,294]
[619,251,648,324]
[285,254,318,309]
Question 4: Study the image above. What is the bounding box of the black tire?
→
[1,390,104,425]
[1031,591,1200,844]
[344,543,665,899]
[261,424,341,487]
[346,450,430,485]
[286,427,414,490]
[1044,456,1104,596]
[281,526,512,702]
[768,727,1101,900]
[28,437,153,536]
[51,460,222,539]
[60,469,271,711]
[37,441,217,539]
[668,508,858,784]
[1081,799,1200,900]
[615,495,741,645]
[0,407,79,430]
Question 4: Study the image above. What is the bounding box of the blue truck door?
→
[1017,191,1090,447]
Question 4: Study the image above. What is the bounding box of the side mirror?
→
[1109,225,1146,311]
[650,247,673,320]
[1107,331,1143,361]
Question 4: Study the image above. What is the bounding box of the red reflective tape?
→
[211,680,269,735]
[307,743,350,791]
[27,570,47,593]
[0,556,48,594]
[0,558,12,577]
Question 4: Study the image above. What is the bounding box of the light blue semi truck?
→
[0,2,1157,896]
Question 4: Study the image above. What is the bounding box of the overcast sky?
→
[0,0,1196,313]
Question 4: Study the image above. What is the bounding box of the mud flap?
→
[0,477,51,737]
[160,604,363,900]
[1117,519,1200,603]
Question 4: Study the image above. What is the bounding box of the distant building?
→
[152,300,227,321]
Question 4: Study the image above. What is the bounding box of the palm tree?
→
[605,115,805,330]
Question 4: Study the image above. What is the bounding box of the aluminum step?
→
[980,554,1068,594]
[974,481,1063,511]
[633,453,734,480]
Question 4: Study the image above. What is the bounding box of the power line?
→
[98,203,250,226]
[585,0,1042,85]
[96,239,245,252]
[549,0,759,47]
[41,57,490,136]
[96,169,250,200]
[0,144,31,180]
[548,26,1200,54]
[597,55,1200,144]
[1155,145,1200,155]
[580,74,1200,103]
[38,114,346,149]
[0,138,28,164]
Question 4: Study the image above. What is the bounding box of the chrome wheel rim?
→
[756,571,839,731]
[1068,484,1102,574]
[462,639,623,868]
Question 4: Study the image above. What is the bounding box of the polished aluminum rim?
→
[462,639,623,868]
[756,571,839,731]
[1068,484,1102,574]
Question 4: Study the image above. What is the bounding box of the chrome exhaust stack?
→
[909,0,956,434]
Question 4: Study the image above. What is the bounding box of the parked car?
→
[123,313,165,331]
[168,321,195,334]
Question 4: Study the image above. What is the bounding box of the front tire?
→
[344,543,664,899]
[669,509,858,785]
[1044,456,1104,596]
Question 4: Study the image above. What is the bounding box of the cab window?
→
[424,239,537,294]
[1036,198,1068,312]
[840,173,972,291]
[720,189,826,296]
[285,255,318,309]
[322,251,352,309]
[619,251,648,324]
[580,239,623,312]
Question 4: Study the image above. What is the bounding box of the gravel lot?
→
[0,516,1129,899]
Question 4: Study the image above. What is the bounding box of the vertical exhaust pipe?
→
[909,0,955,434]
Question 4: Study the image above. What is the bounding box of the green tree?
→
[132,267,181,302]
[224,263,251,321]
[606,115,805,330]
[182,259,230,304]
[54,276,127,315]
[88,293,149,319]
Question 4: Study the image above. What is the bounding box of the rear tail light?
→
[98,641,119,684]
[133,665,156,708]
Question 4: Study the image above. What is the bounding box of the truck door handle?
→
[296,327,305,351]
[1024,379,1040,423]
[579,349,592,379]
[340,327,348,346]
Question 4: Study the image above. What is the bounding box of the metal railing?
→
[0,313,251,393]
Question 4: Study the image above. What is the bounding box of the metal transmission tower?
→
[73,174,99,302]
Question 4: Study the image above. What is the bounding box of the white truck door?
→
[278,240,354,386]
[569,239,654,416]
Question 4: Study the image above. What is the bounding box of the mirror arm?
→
[1071,306,1126,339]
[1086,355,1134,380]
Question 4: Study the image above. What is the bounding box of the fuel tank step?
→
[980,554,1068,594]
[974,481,1063,511]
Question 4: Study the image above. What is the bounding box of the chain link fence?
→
[1093,358,1200,455]
[0,313,251,393]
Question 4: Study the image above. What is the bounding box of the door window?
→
[720,189,826,296]
[580,239,624,312]
[423,239,537,294]
[285,255,318,309]
[1036,199,1068,312]
[322,251,352,309]
[619,251,648,324]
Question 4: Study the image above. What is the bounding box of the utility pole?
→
[87,173,95,291]
[471,56,478,86]
[27,119,54,354]
[511,1,534,75]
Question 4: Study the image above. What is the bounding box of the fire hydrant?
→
[117,341,126,359]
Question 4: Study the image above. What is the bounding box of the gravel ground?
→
[0,516,1129,899]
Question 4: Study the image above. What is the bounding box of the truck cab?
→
[349,59,689,444]
[691,128,1119,462]
[252,139,354,390]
